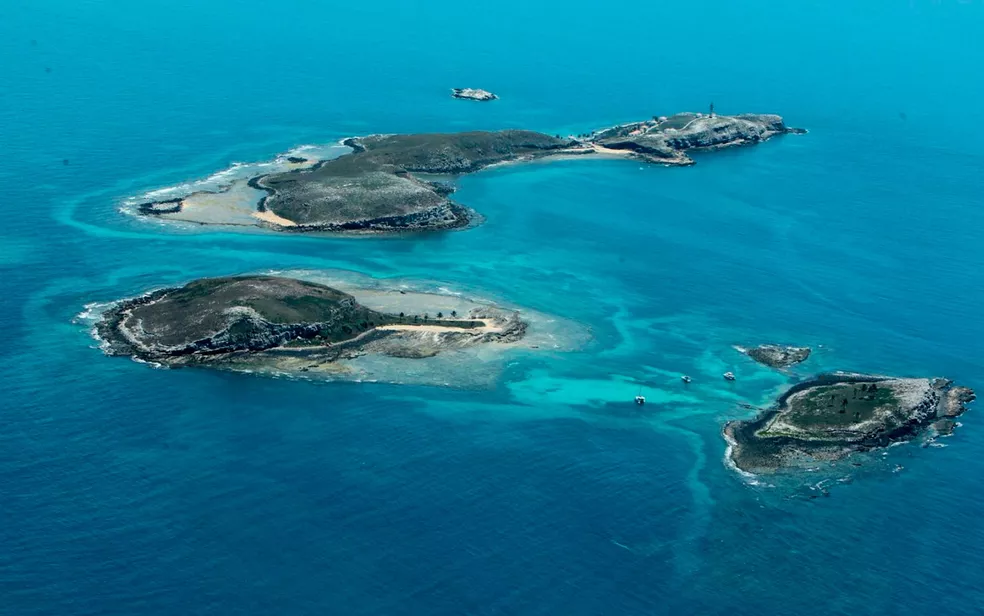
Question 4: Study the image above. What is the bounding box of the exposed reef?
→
[451,88,498,101]
[96,275,527,371]
[138,197,183,215]
[132,112,804,234]
[725,373,975,474]
[737,344,811,369]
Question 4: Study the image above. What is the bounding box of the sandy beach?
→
[377,319,501,334]
[252,208,298,227]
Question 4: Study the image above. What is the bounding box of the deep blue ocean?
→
[3,1,984,614]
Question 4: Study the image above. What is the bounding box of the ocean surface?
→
[3,1,984,614]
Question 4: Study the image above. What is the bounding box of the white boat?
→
[635,395,646,405]
[681,375,692,384]
[723,371,736,381]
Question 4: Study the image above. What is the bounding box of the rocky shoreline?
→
[133,112,805,234]
[725,373,975,474]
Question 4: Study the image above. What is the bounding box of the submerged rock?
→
[739,344,811,369]
[724,373,975,474]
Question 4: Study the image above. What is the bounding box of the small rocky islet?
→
[738,344,812,369]
[451,87,498,101]
[96,275,527,372]
[136,112,804,234]
[725,374,975,474]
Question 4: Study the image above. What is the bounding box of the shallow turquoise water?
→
[3,1,984,614]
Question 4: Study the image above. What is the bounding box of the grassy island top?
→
[148,276,360,321]
[756,376,937,444]
[769,382,900,434]
[122,276,383,346]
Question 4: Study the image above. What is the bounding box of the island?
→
[132,112,805,233]
[736,344,811,369]
[250,131,575,232]
[586,112,805,166]
[724,373,976,474]
[451,88,498,101]
[95,275,528,372]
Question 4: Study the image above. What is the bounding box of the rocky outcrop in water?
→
[739,344,811,369]
[725,373,975,473]
[451,88,498,101]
